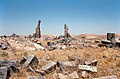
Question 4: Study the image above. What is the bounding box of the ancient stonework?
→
[34,20,41,38]
[64,24,70,38]
[107,33,116,44]
[107,33,115,41]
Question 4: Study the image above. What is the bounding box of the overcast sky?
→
[0,0,120,35]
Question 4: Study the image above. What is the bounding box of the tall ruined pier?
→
[64,24,70,38]
[34,20,41,38]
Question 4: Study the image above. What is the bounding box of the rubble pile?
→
[0,54,117,79]
[0,20,120,79]
[100,33,120,48]
[0,32,120,52]
[0,60,19,79]
[0,38,8,50]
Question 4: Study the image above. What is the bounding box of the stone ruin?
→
[64,24,71,38]
[33,20,41,38]
[107,33,115,42]
[0,54,117,79]
[100,33,120,48]
[107,33,116,44]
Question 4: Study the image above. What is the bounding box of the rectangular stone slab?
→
[85,59,98,66]
[63,61,76,67]
[78,65,97,72]
[41,62,57,71]
[0,67,8,79]
[92,75,118,79]
[28,76,45,79]
[24,55,35,67]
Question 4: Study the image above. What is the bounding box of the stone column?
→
[35,20,41,38]
[64,24,68,38]
[107,33,116,44]
[64,24,70,38]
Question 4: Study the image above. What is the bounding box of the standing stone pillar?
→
[107,33,116,44]
[107,33,115,41]
[34,20,41,38]
[64,24,70,38]
[64,24,68,38]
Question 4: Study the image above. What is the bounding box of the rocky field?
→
[0,34,120,79]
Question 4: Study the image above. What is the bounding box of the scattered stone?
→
[26,66,35,73]
[20,57,27,64]
[0,60,19,74]
[33,43,45,51]
[42,56,50,62]
[23,55,39,67]
[62,61,76,67]
[81,71,89,78]
[41,62,57,73]
[28,76,45,79]
[57,61,76,74]
[78,65,97,72]
[57,61,67,74]
[69,71,79,79]
[85,59,98,66]
[53,73,58,79]
[92,75,118,79]
[0,44,7,50]
[59,45,67,50]
[47,42,57,51]
[0,67,8,79]
[35,69,46,76]
[75,57,84,65]
[58,73,69,79]
[101,40,111,44]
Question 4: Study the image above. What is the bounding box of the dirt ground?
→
[0,46,120,79]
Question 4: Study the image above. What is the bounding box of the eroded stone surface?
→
[0,67,8,79]
[92,75,118,79]
[78,65,97,72]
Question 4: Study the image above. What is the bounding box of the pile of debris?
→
[0,54,119,79]
[0,60,19,79]
[16,55,119,79]
[0,33,119,52]
[0,38,8,50]
[99,33,120,48]
[20,55,97,79]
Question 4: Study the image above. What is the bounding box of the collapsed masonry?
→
[33,20,41,38]
[0,60,19,79]
[64,24,71,38]
[0,54,119,79]
[100,33,120,48]
[17,55,119,79]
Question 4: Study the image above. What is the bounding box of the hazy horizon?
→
[0,0,120,36]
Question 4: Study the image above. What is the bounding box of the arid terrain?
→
[0,34,120,79]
